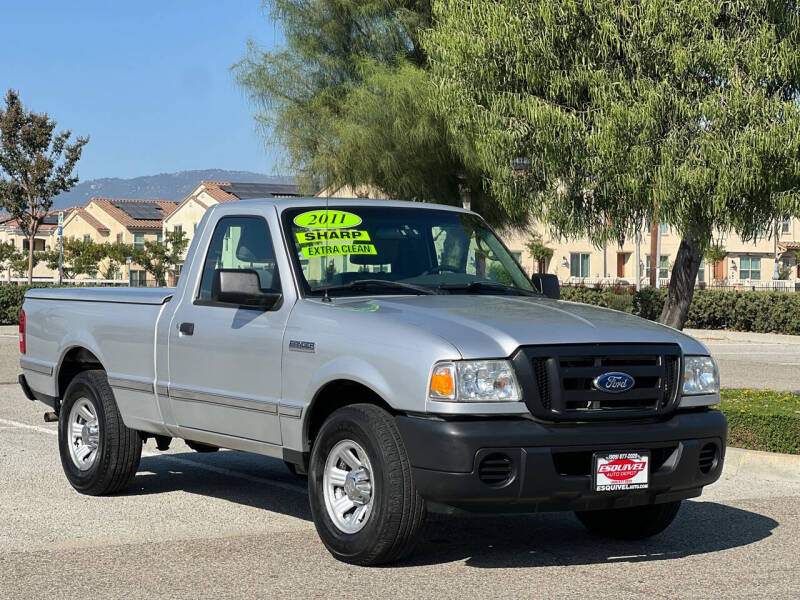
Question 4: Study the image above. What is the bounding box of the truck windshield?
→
[281,206,536,297]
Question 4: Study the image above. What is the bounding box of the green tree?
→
[42,238,109,280]
[233,0,524,227]
[0,240,16,279]
[525,232,554,268]
[133,231,188,286]
[0,90,89,284]
[105,241,135,281]
[426,0,800,328]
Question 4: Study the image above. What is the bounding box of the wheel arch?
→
[56,345,106,401]
[303,379,395,450]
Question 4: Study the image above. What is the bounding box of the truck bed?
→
[25,287,174,305]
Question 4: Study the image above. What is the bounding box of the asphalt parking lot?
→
[687,330,800,394]
[2,344,800,598]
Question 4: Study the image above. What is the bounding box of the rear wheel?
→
[575,500,682,540]
[308,404,426,565]
[58,370,142,495]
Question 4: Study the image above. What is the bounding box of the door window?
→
[197,216,280,303]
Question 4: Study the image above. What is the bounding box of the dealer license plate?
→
[593,451,649,492]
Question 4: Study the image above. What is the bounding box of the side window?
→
[196,216,280,303]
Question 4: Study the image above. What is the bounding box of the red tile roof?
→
[70,208,110,233]
[89,198,178,230]
[779,241,800,250]
[199,181,237,203]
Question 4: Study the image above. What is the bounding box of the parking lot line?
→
[0,416,306,496]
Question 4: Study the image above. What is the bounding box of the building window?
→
[83,235,91,243]
[22,239,46,251]
[134,233,145,249]
[659,222,668,235]
[646,255,670,279]
[156,233,163,243]
[570,253,590,278]
[781,218,791,234]
[697,259,706,284]
[129,270,147,287]
[193,222,198,233]
[116,233,122,244]
[740,256,761,280]
[173,225,182,234]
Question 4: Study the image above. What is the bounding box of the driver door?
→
[167,215,288,446]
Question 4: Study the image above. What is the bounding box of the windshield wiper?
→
[437,281,539,296]
[313,279,437,297]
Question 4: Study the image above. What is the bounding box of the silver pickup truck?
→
[18,198,726,565]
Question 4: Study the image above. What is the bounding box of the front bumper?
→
[396,410,727,512]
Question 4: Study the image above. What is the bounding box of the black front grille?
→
[532,359,551,409]
[513,344,682,421]
[478,453,513,485]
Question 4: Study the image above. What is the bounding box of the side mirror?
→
[530,273,560,299]
[212,269,282,310]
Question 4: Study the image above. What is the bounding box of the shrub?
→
[632,287,666,321]
[560,286,634,313]
[0,285,30,325]
[566,285,800,335]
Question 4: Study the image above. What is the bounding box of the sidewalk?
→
[685,328,800,345]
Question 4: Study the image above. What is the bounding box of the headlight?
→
[429,360,521,402]
[682,356,719,396]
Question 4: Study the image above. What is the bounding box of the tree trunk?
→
[649,219,659,288]
[27,234,34,285]
[659,234,703,329]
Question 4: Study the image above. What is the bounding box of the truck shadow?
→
[406,501,778,568]
[128,450,778,569]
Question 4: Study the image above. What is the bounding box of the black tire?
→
[185,440,219,453]
[308,404,426,566]
[575,500,682,540]
[58,370,142,496]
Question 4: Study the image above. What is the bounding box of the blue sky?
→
[0,1,283,180]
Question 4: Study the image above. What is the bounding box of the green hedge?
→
[723,413,800,454]
[0,285,31,325]
[719,390,800,454]
[562,286,800,335]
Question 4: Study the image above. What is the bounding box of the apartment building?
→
[163,181,299,283]
[0,208,78,278]
[503,217,800,286]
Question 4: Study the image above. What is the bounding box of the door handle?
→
[178,322,194,336]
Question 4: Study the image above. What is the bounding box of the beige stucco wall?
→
[163,197,212,258]
[503,219,800,285]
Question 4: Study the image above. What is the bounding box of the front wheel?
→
[575,500,682,540]
[308,404,426,566]
[58,370,142,495]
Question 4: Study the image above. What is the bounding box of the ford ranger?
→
[18,198,726,565]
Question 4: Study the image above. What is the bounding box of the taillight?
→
[19,309,25,355]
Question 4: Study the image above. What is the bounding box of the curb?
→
[723,446,800,483]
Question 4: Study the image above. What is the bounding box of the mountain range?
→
[49,169,296,210]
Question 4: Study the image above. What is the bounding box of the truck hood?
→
[331,295,709,358]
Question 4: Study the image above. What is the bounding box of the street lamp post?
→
[57,211,64,285]
[126,257,132,287]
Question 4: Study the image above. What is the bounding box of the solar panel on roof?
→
[220,182,299,199]
[41,214,60,225]
[113,201,163,220]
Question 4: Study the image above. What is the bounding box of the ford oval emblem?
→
[593,372,635,394]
